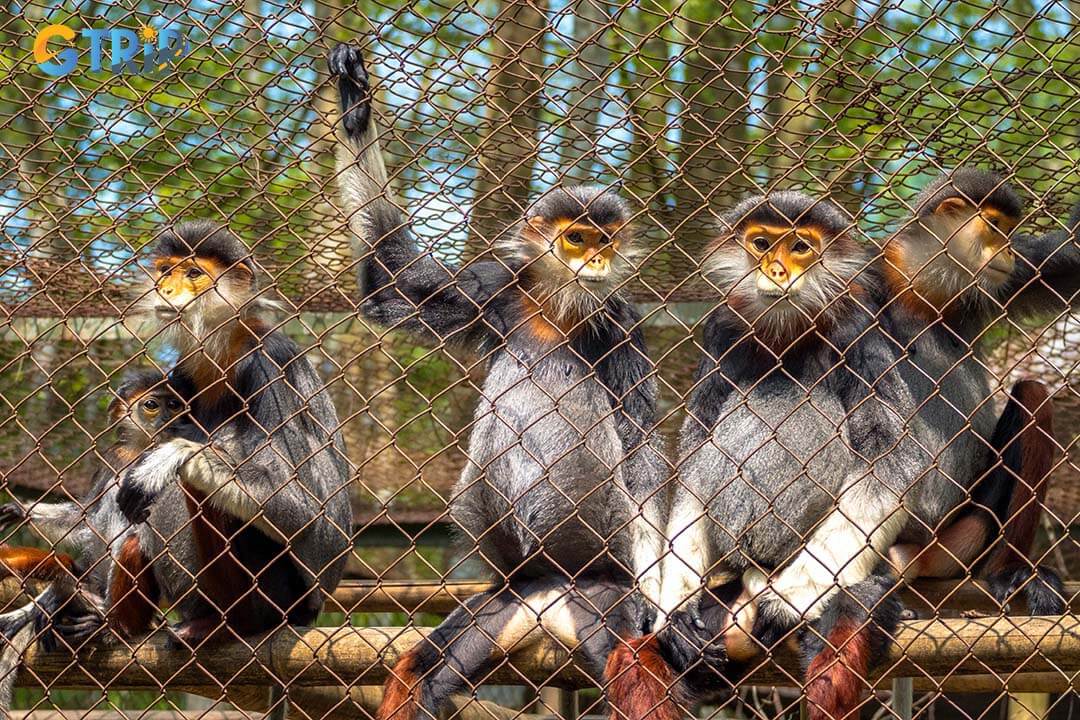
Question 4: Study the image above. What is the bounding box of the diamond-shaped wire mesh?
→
[1,1,1079,719]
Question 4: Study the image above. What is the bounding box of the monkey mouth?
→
[757,286,787,298]
[982,262,1012,281]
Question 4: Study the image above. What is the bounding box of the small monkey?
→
[0,370,200,638]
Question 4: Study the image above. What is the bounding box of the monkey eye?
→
[564,231,585,246]
[791,240,813,255]
[165,398,182,412]
[750,236,770,253]
[142,398,160,412]
[186,267,204,280]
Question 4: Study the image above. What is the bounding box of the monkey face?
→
[928,197,1018,287]
[111,386,191,450]
[527,216,622,284]
[139,251,258,337]
[742,224,823,297]
[149,255,250,316]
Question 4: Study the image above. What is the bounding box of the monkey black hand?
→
[660,598,727,673]
[0,502,26,533]
[117,475,156,524]
[634,592,659,634]
[328,43,371,138]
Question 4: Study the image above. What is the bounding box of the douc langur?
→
[607,192,926,720]
[0,369,201,639]
[330,42,668,720]
[0,371,200,713]
[880,169,1076,614]
[115,221,354,646]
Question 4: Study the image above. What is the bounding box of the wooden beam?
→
[14,615,1080,690]
[326,578,1079,616]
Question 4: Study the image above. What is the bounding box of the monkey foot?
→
[0,503,26,534]
[165,616,231,651]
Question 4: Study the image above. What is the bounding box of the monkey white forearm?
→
[754,483,909,623]
[656,493,712,625]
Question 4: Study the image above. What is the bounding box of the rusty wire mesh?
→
[2,1,1080,719]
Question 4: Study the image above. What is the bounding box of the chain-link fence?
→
[2,1,1080,719]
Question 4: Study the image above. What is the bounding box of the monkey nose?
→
[767,261,788,281]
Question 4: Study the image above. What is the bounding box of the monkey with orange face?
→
[115,221,353,647]
[878,169,1077,614]
[607,192,925,720]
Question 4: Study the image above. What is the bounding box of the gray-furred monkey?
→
[608,193,925,720]
[880,168,1077,613]
[330,42,667,720]
[0,370,200,714]
[0,369,196,612]
[114,221,353,646]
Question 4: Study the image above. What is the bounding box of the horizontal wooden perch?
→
[15,615,1080,691]
[326,578,1080,616]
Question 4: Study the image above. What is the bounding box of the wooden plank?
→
[13,615,1080,691]
[325,578,1079,616]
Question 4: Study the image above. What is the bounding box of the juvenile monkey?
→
[0,371,199,713]
[608,193,925,720]
[115,221,353,646]
[880,169,1077,614]
[330,43,667,720]
[0,369,199,638]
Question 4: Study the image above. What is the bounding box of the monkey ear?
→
[933,196,971,217]
[107,396,126,423]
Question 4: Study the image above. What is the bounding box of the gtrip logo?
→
[34,23,190,77]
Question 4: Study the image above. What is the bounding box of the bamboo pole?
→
[325,579,1078,616]
[0,576,1071,619]
[14,615,1080,690]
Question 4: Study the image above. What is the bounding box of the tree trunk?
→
[466,0,550,252]
[669,12,751,251]
[555,0,610,182]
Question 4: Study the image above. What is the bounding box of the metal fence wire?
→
[2,1,1080,719]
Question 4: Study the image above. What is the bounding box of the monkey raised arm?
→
[1000,203,1080,320]
[330,44,516,348]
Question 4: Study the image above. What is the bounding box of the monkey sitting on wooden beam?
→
[607,192,925,720]
[0,369,201,644]
[112,221,354,647]
[878,168,1077,615]
[330,42,668,720]
[0,370,204,714]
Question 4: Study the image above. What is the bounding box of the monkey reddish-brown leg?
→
[888,380,1055,584]
[0,545,75,581]
[176,485,252,644]
[605,635,685,720]
[803,617,872,720]
[108,534,160,638]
